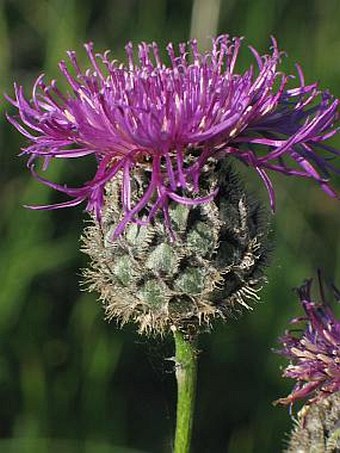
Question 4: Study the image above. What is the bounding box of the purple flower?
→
[8,35,339,235]
[275,276,340,406]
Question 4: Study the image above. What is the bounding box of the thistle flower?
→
[8,35,339,236]
[275,276,340,406]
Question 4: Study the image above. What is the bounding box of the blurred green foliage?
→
[1,0,339,452]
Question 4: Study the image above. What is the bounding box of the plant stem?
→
[172,327,198,453]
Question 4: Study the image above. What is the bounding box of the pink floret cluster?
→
[276,277,340,406]
[8,35,339,235]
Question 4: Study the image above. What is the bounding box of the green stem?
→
[173,328,198,453]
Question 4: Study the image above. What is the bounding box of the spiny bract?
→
[82,160,270,335]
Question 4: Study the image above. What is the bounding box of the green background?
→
[1,0,340,452]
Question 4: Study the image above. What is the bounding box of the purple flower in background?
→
[275,276,340,406]
[8,35,339,235]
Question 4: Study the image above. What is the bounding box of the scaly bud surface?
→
[285,392,340,453]
[82,160,270,335]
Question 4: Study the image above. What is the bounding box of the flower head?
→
[8,35,339,235]
[275,275,340,406]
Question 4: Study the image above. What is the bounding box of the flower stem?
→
[172,327,198,453]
